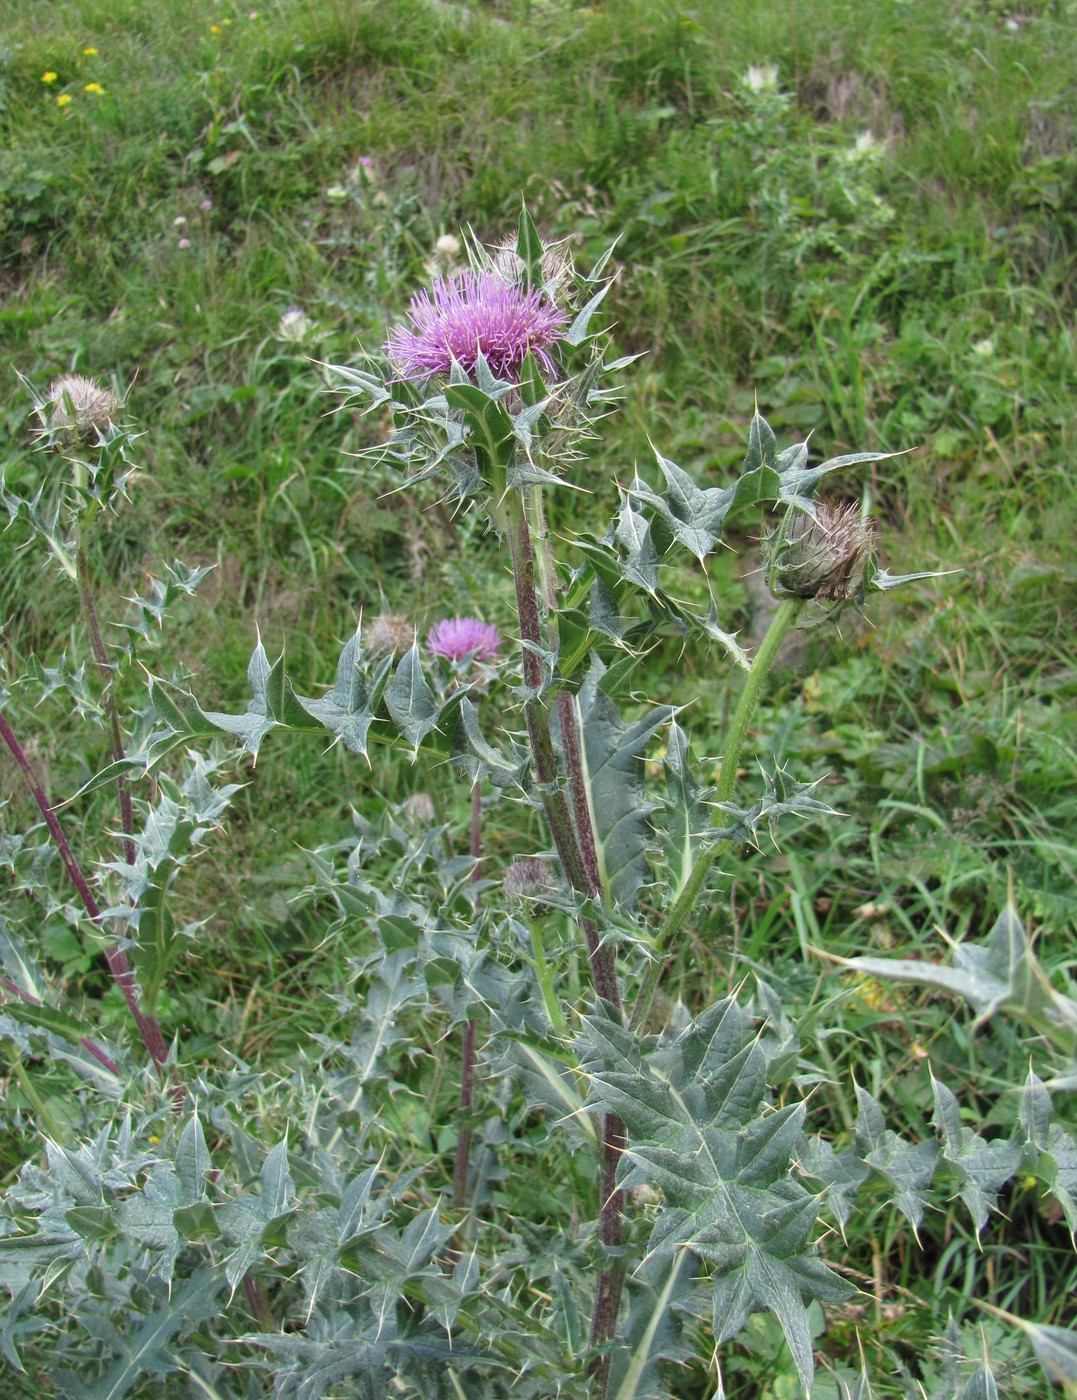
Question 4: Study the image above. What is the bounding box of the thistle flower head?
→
[503,856,560,905]
[772,501,877,602]
[277,305,313,342]
[41,374,120,444]
[364,613,413,658]
[425,615,501,663]
[385,269,567,384]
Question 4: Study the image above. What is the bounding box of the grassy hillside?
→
[1,0,1075,1394]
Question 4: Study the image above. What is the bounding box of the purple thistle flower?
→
[385,269,567,383]
[426,616,501,663]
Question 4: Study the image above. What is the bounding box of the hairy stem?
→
[588,1110,628,1396]
[505,490,629,1384]
[76,534,136,868]
[452,782,483,1210]
[0,974,120,1078]
[629,597,804,1032]
[0,709,172,1079]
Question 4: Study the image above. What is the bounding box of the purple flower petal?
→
[426,616,501,662]
[385,269,567,384]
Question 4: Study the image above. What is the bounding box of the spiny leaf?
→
[384,642,441,749]
[854,1085,938,1232]
[573,659,674,907]
[656,721,713,903]
[842,904,1077,1054]
[930,1075,1021,1237]
[579,1000,851,1392]
[51,1268,224,1400]
[608,1253,700,1400]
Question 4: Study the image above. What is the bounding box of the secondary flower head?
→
[277,305,313,342]
[425,615,501,663]
[771,501,877,602]
[385,268,567,384]
[503,856,560,906]
[364,612,412,658]
[40,374,120,444]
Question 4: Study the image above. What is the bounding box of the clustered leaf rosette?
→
[330,208,624,511]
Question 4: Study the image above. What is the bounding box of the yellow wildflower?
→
[209,23,222,33]
[42,70,58,82]
[56,93,72,107]
[84,82,104,94]
[82,46,98,55]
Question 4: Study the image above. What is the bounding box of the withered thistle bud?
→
[400,792,436,830]
[364,613,412,658]
[503,856,560,906]
[772,502,876,602]
[41,374,120,444]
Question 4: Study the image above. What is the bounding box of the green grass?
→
[2,0,1076,1392]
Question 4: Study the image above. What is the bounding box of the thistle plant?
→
[1,213,1074,1398]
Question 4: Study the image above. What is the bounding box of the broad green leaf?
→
[1022,1321,1077,1392]
[579,999,851,1393]
[454,697,529,787]
[174,1114,211,1203]
[53,1267,224,1400]
[0,948,98,1049]
[573,660,674,907]
[516,205,544,292]
[615,493,659,594]
[930,1074,1021,1236]
[445,381,516,472]
[608,1253,699,1400]
[656,721,713,903]
[384,642,441,748]
[854,1086,938,1233]
[842,904,1077,1054]
[298,629,390,757]
[259,1138,294,1222]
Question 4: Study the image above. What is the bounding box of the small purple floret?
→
[426,616,501,663]
[385,269,567,383]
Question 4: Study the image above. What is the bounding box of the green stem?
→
[527,916,566,1039]
[452,782,483,1210]
[629,597,804,1032]
[504,487,629,1381]
[76,530,136,868]
[8,1051,64,1140]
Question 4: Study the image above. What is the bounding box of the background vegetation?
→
[1,0,1075,1393]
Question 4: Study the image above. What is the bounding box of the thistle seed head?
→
[400,792,436,830]
[364,613,413,658]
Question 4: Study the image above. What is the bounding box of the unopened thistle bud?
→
[364,613,413,658]
[400,792,436,830]
[503,856,559,906]
[771,502,876,602]
[41,374,120,445]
